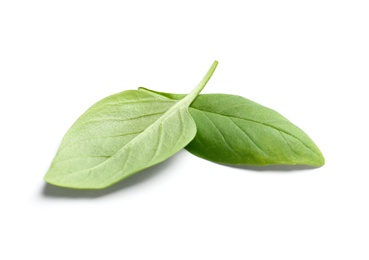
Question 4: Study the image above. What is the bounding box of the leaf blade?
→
[45,90,179,189]
[45,61,219,189]
[139,89,325,166]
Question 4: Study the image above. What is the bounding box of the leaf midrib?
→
[189,107,320,157]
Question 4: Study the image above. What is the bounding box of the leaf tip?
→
[315,153,325,167]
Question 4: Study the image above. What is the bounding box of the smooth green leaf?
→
[44,61,218,189]
[139,88,325,166]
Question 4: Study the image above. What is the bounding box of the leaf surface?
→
[45,61,218,189]
[139,88,325,166]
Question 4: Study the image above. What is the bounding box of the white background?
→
[1,1,368,259]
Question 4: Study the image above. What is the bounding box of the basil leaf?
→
[44,61,218,189]
[139,89,325,166]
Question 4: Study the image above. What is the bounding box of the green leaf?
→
[44,61,218,189]
[139,89,325,166]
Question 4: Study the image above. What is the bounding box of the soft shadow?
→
[217,163,321,173]
[41,154,179,199]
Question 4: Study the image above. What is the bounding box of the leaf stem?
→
[185,60,218,102]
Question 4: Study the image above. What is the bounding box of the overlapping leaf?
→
[139,88,325,166]
[44,61,218,189]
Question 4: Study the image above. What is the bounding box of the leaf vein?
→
[57,131,143,157]
[54,155,111,165]
[151,123,163,162]
[229,118,268,156]
[82,111,166,124]
[279,131,299,157]
[105,99,175,107]
[202,113,240,157]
